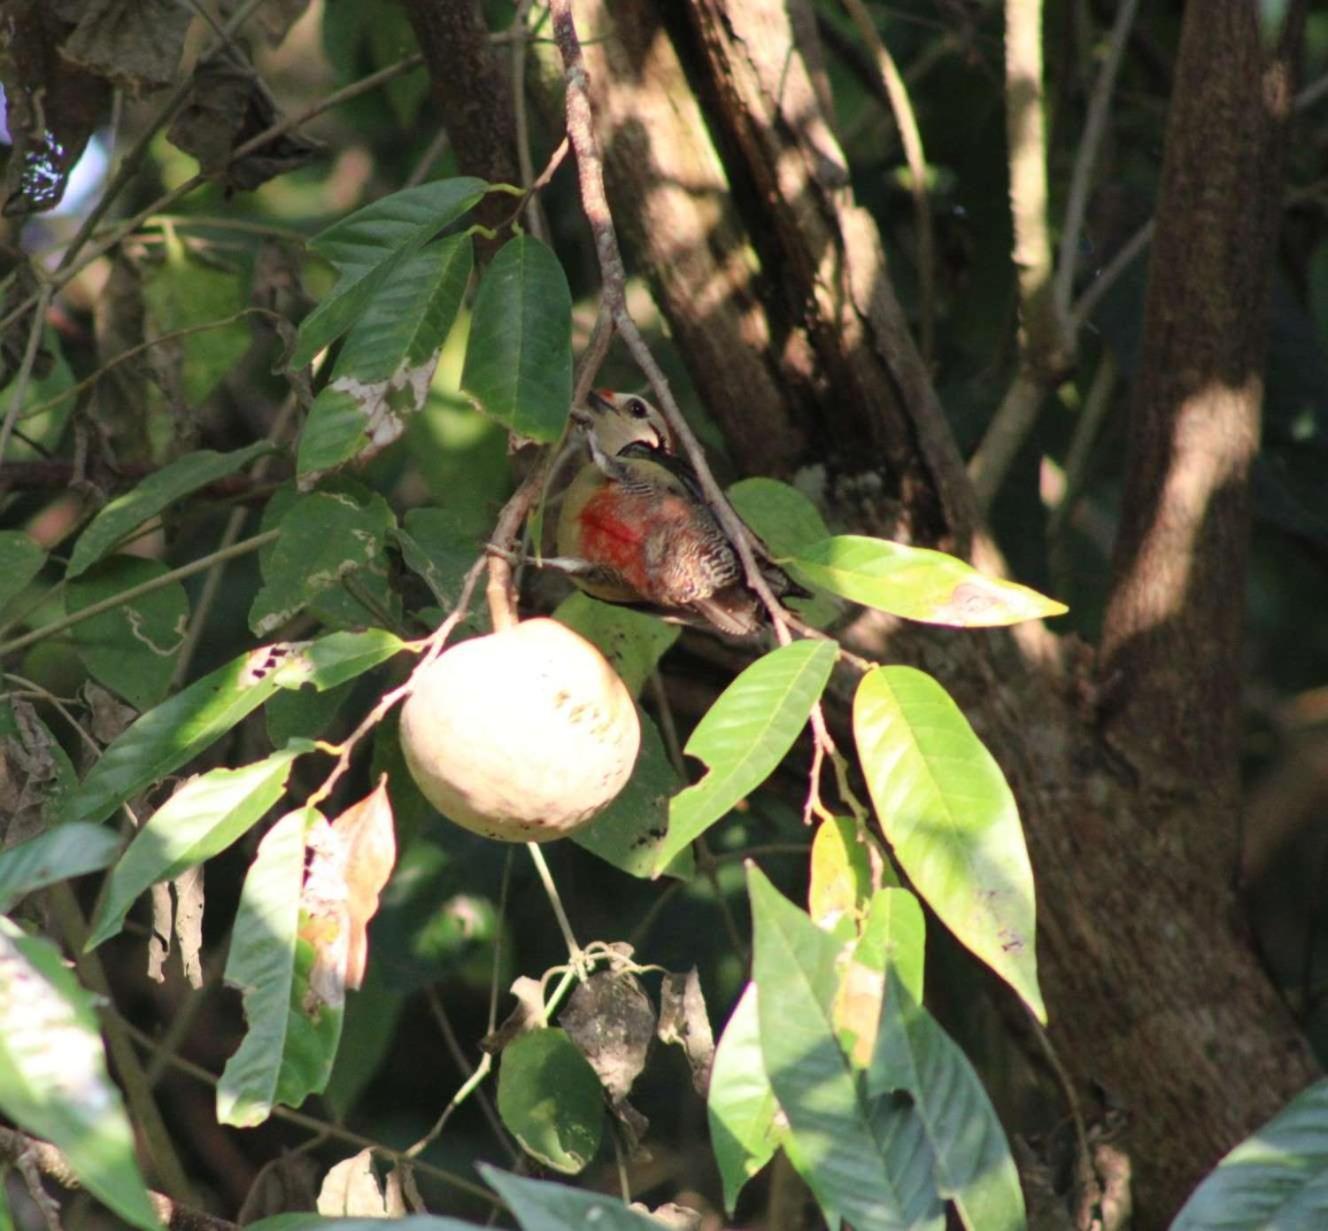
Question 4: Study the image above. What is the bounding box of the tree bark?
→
[575,0,1317,1224]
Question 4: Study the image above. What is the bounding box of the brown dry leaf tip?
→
[299,777,398,1009]
[657,968,716,1096]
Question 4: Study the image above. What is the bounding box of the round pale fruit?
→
[399,618,641,842]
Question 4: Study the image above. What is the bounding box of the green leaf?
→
[1171,1078,1328,1230]
[297,235,472,477]
[854,887,926,1006]
[808,816,872,928]
[747,866,945,1231]
[67,442,274,578]
[292,177,488,368]
[553,593,680,700]
[67,556,189,710]
[788,535,1068,627]
[0,823,122,911]
[728,477,832,556]
[218,809,342,1126]
[56,641,300,826]
[0,531,44,611]
[0,919,159,1230]
[869,969,1026,1231]
[141,250,249,404]
[481,1165,666,1231]
[87,745,309,949]
[249,489,395,637]
[461,235,572,442]
[854,666,1044,1021]
[571,711,692,880]
[272,629,407,691]
[707,982,785,1214]
[497,1028,604,1174]
[654,640,837,875]
[394,507,480,610]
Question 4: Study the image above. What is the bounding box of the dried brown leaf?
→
[657,968,715,1096]
[559,969,655,1102]
[60,0,192,93]
[167,53,320,193]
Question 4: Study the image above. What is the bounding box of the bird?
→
[550,389,802,637]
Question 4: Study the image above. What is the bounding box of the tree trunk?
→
[576,0,1317,1223]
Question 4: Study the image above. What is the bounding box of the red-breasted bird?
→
[551,390,802,637]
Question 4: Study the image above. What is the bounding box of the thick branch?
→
[1098,2,1305,823]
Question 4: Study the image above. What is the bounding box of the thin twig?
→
[109,1014,499,1206]
[306,555,488,809]
[0,283,54,468]
[525,841,583,967]
[1052,0,1140,319]
[0,53,429,339]
[171,393,300,687]
[548,0,793,644]
[510,0,548,243]
[841,0,936,366]
[0,530,280,660]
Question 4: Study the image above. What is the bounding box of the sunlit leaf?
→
[788,535,1067,627]
[1171,1077,1328,1230]
[217,808,317,1127]
[870,969,1026,1231]
[292,177,488,368]
[67,556,189,711]
[0,823,121,911]
[707,982,785,1214]
[297,235,472,477]
[748,866,945,1231]
[497,1028,603,1174]
[653,640,837,875]
[87,744,310,948]
[461,235,571,442]
[272,628,407,691]
[854,666,1044,1021]
[67,442,274,578]
[56,641,302,826]
[0,919,159,1230]
[808,816,871,928]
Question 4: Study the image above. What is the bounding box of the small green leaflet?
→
[787,534,1067,627]
[66,442,275,578]
[461,235,572,443]
[87,744,310,949]
[497,1029,603,1174]
[292,177,488,369]
[0,920,159,1230]
[653,639,837,875]
[853,666,1044,1021]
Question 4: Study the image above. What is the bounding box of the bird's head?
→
[576,389,675,456]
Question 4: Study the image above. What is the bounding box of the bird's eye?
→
[627,398,649,419]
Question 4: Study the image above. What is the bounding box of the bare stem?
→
[841,0,936,365]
